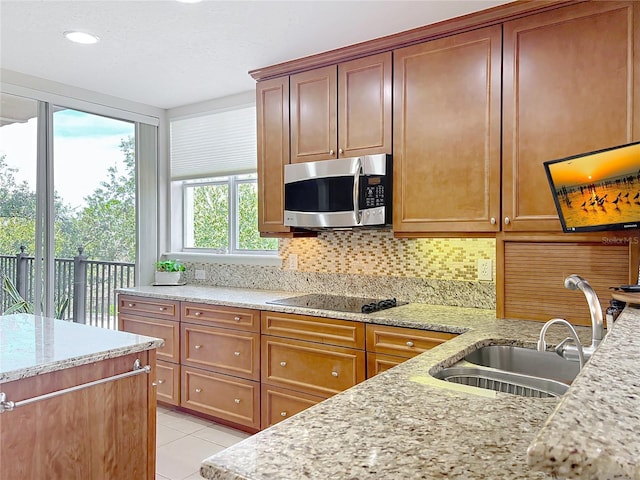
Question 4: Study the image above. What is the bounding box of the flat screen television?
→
[544,141,640,233]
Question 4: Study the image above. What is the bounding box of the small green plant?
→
[155,259,186,272]
[2,274,69,319]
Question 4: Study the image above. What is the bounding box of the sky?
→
[0,108,134,209]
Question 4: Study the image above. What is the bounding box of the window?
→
[170,104,277,255]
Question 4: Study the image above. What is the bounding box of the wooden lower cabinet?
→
[365,324,458,378]
[261,335,366,397]
[0,351,156,479]
[181,366,260,430]
[120,313,180,363]
[155,360,180,405]
[261,384,325,429]
[366,352,407,376]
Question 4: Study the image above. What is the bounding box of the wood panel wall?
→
[497,233,639,325]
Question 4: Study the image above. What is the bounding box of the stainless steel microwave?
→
[284,154,392,229]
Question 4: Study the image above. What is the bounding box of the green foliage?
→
[237,182,277,251]
[193,183,229,250]
[155,259,185,272]
[1,274,69,319]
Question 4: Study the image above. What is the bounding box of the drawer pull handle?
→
[195,388,202,393]
[280,361,287,367]
[194,311,202,316]
[234,351,240,357]
[234,398,241,404]
[194,345,202,350]
[406,341,415,347]
[234,316,241,321]
[128,303,135,307]
[280,411,287,417]
[331,371,339,377]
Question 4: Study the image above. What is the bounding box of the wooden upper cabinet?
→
[257,76,291,234]
[502,1,640,232]
[393,25,502,234]
[290,52,392,163]
[338,52,392,158]
[290,65,337,163]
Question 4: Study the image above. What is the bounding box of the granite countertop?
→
[117,285,639,479]
[0,313,163,382]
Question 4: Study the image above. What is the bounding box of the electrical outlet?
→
[195,269,206,280]
[288,254,298,270]
[477,259,492,281]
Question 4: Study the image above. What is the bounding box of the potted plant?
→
[155,259,185,285]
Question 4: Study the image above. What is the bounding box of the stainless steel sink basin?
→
[464,345,580,385]
[431,345,581,398]
[433,365,569,398]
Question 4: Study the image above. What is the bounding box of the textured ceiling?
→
[0,0,511,109]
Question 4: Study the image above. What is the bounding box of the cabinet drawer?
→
[366,324,457,358]
[181,324,260,381]
[261,385,325,429]
[261,311,365,349]
[118,294,179,320]
[181,367,260,430]
[155,360,180,406]
[182,302,259,332]
[262,336,365,397]
[120,313,180,363]
[366,352,406,378]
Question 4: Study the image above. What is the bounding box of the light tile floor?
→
[155,405,251,480]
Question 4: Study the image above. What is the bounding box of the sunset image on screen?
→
[546,143,640,231]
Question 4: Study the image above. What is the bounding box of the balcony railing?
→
[0,247,135,330]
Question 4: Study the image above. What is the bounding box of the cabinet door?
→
[366,352,406,378]
[181,366,260,430]
[393,25,502,234]
[156,360,180,406]
[120,313,180,363]
[338,52,392,158]
[502,1,640,231]
[261,384,324,429]
[257,77,291,234]
[261,335,365,397]
[290,65,337,163]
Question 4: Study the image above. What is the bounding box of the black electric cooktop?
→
[266,293,407,314]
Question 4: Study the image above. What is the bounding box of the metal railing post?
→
[15,246,28,299]
[73,247,87,324]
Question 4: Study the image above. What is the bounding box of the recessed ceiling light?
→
[63,31,100,45]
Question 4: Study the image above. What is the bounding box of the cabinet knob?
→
[490,217,496,225]
[195,388,202,393]
[504,216,511,225]
[338,148,344,155]
[159,307,165,311]
[194,344,202,350]
[331,371,339,377]
[194,311,202,316]
[234,351,240,357]
[280,361,287,367]
[280,411,288,417]
[157,379,165,384]
[329,149,335,156]
[234,398,241,404]
[128,303,134,307]
[234,316,241,321]
[406,341,414,347]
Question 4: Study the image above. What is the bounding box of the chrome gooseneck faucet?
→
[549,274,605,363]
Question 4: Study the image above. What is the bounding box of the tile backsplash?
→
[184,231,496,309]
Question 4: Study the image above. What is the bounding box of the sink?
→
[464,345,580,385]
[431,345,581,398]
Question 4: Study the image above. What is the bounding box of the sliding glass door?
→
[0,93,139,325]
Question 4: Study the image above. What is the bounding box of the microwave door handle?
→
[352,158,362,225]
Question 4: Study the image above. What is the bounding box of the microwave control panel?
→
[363,176,386,208]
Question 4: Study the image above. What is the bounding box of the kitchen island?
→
[0,313,163,479]
[118,285,639,479]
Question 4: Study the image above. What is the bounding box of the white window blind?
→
[170,105,256,180]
